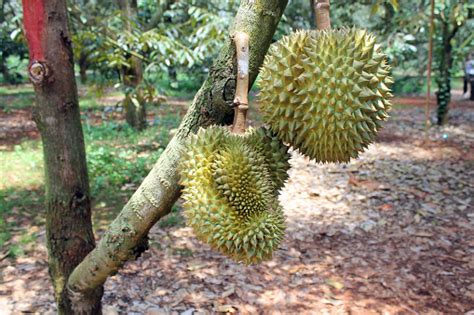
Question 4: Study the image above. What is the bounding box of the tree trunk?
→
[0,55,11,84]
[119,0,146,130]
[79,51,88,84]
[436,20,454,125]
[67,0,289,310]
[21,0,102,314]
[309,0,316,28]
[470,75,474,101]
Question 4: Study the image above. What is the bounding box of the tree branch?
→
[67,0,289,310]
[231,31,250,134]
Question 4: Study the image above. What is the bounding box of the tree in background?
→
[119,0,147,130]
[67,0,233,130]
[20,0,103,313]
[434,0,472,125]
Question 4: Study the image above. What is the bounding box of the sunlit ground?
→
[0,85,473,313]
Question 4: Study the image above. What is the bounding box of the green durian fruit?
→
[258,28,393,163]
[179,126,288,264]
[245,127,291,193]
[212,136,274,217]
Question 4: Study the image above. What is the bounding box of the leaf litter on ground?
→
[0,99,473,314]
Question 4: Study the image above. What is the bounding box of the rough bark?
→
[68,0,288,310]
[21,0,102,314]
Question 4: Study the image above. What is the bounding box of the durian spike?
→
[314,0,331,30]
[231,31,250,134]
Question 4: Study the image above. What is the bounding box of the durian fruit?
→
[258,28,393,163]
[179,126,289,264]
[245,127,291,193]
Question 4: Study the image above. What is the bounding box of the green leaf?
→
[390,0,399,11]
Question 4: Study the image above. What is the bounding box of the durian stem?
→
[231,31,250,134]
[314,0,331,30]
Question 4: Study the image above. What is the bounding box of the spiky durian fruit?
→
[258,28,393,163]
[246,128,291,192]
[179,126,288,264]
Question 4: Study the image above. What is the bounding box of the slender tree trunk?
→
[309,0,316,28]
[425,0,434,128]
[79,51,88,84]
[145,0,174,31]
[0,55,11,84]
[21,0,102,313]
[67,0,289,310]
[436,20,455,125]
[119,0,146,130]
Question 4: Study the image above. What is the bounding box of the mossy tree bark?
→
[67,0,288,311]
[21,0,102,314]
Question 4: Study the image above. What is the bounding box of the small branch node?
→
[28,61,50,85]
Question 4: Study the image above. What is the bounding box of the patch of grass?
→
[0,189,44,253]
[79,89,124,111]
[7,230,38,258]
[391,76,465,96]
[153,72,204,99]
[0,86,184,255]
[0,141,44,190]
[159,206,185,229]
[0,85,33,95]
[84,116,180,196]
[0,85,35,111]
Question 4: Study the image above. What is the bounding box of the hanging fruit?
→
[258,28,393,163]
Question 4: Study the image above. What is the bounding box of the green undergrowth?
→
[0,108,182,257]
[158,205,185,229]
[0,189,44,257]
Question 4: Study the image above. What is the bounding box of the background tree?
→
[20,0,102,313]
[434,0,472,125]
[119,0,147,130]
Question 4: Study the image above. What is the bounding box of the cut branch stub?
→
[28,61,50,85]
[231,31,250,134]
[315,0,331,30]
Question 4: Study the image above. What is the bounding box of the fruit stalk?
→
[232,31,250,134]
[314,0,331,30]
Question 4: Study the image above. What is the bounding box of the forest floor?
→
[0,88,473,314]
